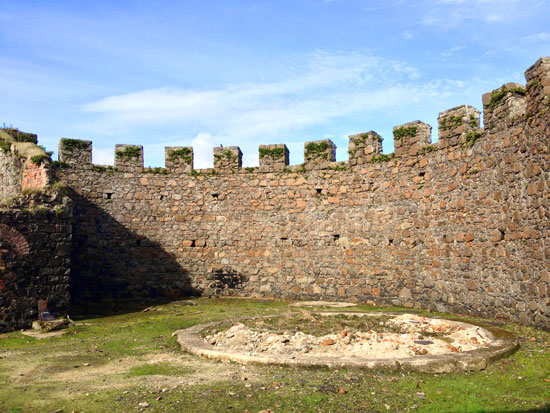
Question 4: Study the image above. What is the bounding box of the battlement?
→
[54,57,550,177]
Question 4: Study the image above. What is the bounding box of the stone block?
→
[214,146,242,171]
[165,146,193,173]
[437,105,481,149]
[348,131,383,165]
[115,144,143,172]
[304,139,336,169]
[393,121,431,158]
[59,138,92,165]
[259,144,289,172]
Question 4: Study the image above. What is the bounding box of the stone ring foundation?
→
[173,312,519,373]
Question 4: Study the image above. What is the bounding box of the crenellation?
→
[304,139,336,170]
[482,83,527,134]
[213,146,242,171]
[525,57,550,138]
[393,121,432,158]
[348,131,383,166]
[58,138,92,165]
[165,146,193,173]
[438,105,481,149]
[259,144,289,172]
[115,144,144,172]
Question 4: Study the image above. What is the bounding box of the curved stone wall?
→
[53,57,550,329]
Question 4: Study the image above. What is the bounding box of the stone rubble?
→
[204,314,494,359]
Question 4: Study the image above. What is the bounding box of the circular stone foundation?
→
[173,312,518,373]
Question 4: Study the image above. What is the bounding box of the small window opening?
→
[332,234,340,241]
[316,188,322,194]
[418,171,426,177]
[389,238,394,244]
[212,193,219,198]
[104,192,113,199]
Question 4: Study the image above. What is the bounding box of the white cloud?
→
[93,147,114,165]
[82,51,423,140]
[191,133,217,169]
[523,32,550,42]
[81,50,486,166]
[420,0,530,27]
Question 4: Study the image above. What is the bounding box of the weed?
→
[115,146,141,160]
[60,138,90,151]
[0,137,11,153]
[370,154,391,163]
[143,167,168,175]
[305,141,330,160]
[168,147,192,163]
[92,165,117,175]
[259,147,284,159]
[484,86,526,111]
[29,155,47,165]
[394,126,417,140]
[465,131,482,147]
[418,145,436,155]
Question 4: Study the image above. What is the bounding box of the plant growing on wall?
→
[61,139,90,151]
[214,150,235,162]
[484,86,526,111]
[259,147,285,159]
[370,153,392,163]
[116,146,142,160]
[0,137,11,153]
[168,148,192,163]
[305,141,330,160]
[393,126,417,140]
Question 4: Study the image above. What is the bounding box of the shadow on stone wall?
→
[68,190,199,316]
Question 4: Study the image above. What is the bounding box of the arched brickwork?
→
[0,224,29,256]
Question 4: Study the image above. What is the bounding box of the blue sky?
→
[1,0,549,168]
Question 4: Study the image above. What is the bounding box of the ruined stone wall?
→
[51,57,550,328]
[0,148,24,199]
[0,193,72,332]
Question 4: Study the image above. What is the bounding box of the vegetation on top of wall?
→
[92,165,117,175]
[143,167,168,175]
[469,115,478,128]
[484,86,526,111]
[326,162,349,171]
[526,80,539,91]
[61,138,90,151]
[439,115,463,131]
[168,148,192,163]
[1,128,37,144]
[0,137,11,153]
[465,131,483,147]
[29,155,46,165]
[305,141,331,160]
[51,161,69,169]
[259,147,285,159]
[116,146,142,160]
[370,153,392,163]
[418,145,436,156]
[214,150,235,162]
[393,126,417,140]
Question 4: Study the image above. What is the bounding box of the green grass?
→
[0,298,548,412]
[128,362,193,377]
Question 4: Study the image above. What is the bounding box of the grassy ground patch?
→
[0,298,548,412]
